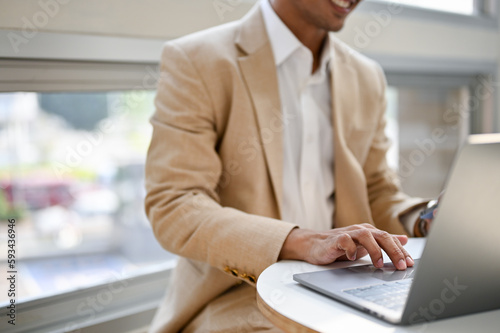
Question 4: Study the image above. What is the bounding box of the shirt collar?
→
[261,0,331,74]
[315,38,331,79]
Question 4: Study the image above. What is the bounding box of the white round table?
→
[256,238,500,332]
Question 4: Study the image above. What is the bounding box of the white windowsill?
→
[0,260,175,333]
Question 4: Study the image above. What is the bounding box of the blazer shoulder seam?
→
[166,42,218,126]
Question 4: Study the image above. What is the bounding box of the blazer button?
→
[224,266,231,274]
[231,269,239,277]
[247,275,256,283]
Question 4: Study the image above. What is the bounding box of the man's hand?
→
[279,224,414,270]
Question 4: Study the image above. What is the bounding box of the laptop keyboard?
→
[342,278,413,311]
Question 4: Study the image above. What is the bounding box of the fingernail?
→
[398,259,407,270]
[406,256,414,266]
[377,258,384,267]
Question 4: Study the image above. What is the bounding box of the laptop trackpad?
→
[345,259,419,282]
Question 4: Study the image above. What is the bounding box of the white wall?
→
[338,10,498,63]
[0,0,255,39]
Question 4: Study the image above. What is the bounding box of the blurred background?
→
[0,0,498,332]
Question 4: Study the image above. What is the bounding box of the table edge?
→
[256,291,318,333]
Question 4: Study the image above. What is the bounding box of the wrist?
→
[279,228,314,261]
[413,217,426,237]
[415,200,438,237]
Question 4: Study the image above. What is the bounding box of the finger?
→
[349,229,384,268]
[372,231,407,270]
[348,223,377,231]
[336,233,358,261]
[393,236,414,267]
[336,245,369,262]
[394,234,408,246]
[355,246,368,259]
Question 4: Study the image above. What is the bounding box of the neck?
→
[270,0,328,72]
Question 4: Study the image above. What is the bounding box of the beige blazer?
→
[145,4,424,332]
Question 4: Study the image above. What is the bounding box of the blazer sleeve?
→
[144,43,296,283]
[363,64,427,235]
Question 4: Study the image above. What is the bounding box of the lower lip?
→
[329,0,353,15]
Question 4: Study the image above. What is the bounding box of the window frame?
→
[0,262,174,333]
[377,57,498,136]
[0,30,164,63]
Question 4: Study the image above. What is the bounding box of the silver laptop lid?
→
[402,134,500,324]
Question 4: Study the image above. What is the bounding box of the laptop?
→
[293,133,500,325]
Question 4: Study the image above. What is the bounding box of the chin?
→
[326,20,346,32]
[329,24,345,32]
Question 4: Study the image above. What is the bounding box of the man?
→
[145,0,430,331]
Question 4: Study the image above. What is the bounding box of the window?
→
[0,89,175,304]
[368,0,476,15]
[385,85,467,198]
[384,74,495,198]
[0,40,169,332]
[390,0,475,15]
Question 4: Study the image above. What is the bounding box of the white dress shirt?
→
[261,0,334,232]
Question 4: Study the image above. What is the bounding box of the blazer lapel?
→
[236,5,284,218]
[329,37,359,145]
[329,36,373,228]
